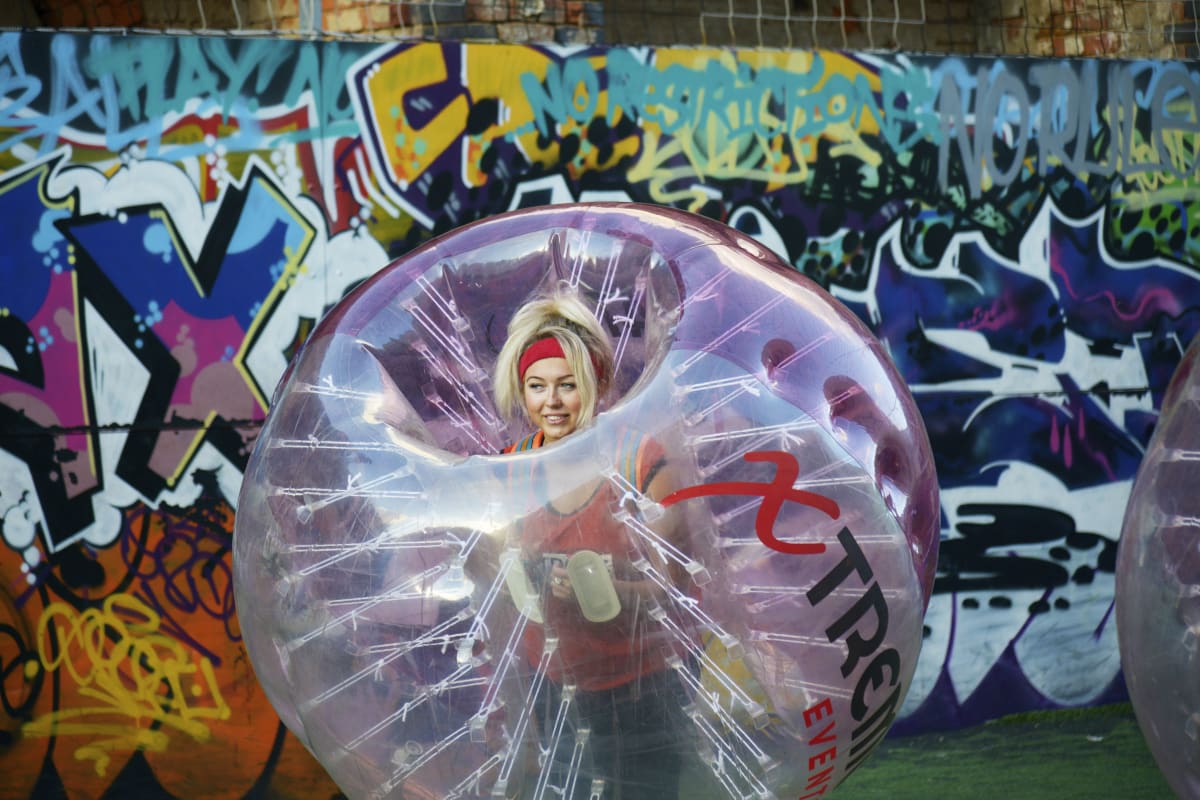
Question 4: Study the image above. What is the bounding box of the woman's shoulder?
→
[502,430,545,453]
[613,427,667,494]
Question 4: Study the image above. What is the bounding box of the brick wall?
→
[24,0,605,43]
[25,0,142,27]
[985,0,1186,56]
[602,0,1189,56]
[13,0,1192,55]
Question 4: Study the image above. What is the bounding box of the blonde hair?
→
[494,292,614,429]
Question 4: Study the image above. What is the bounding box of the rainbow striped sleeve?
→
[615,429,667,494]
[502,430,545,453]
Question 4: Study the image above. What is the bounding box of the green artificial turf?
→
[835,704,1174,799]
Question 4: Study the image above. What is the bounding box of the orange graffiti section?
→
[26,594,230,776]
[0,501,340,799]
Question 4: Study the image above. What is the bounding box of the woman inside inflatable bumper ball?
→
[232,202,940,800]
[492,290,693,798]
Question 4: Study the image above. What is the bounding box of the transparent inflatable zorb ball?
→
[233,203,940,800]
[1117,335,1200,800]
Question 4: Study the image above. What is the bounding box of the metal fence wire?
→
[6,0,1197,58]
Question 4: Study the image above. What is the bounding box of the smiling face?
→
[522,357,585,444]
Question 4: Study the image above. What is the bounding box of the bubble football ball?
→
[1117,334,1200,800]
[233,203,940,800]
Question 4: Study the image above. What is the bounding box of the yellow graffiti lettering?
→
[24,593,231,776]
[1127,137,1199,192]
[1115,102,1200,210]
[626,132,715,210]
[826,122,884,167]
[627,50,883,201]
[630,128,813,212]
[368,44,641,190]
[363,41,469,190]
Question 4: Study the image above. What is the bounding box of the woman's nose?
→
[546,388,563,406]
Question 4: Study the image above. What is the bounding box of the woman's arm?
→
[625,460,691,599]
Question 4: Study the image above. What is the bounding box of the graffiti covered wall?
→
[0,30,1197,797]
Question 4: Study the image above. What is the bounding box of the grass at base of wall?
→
[834,703,1173,799]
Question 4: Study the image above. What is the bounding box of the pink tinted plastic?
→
[1117,335,1200,800]
[233,203,940,799]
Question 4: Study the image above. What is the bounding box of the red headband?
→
[518,337,565,379]
[518,337,604,381]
